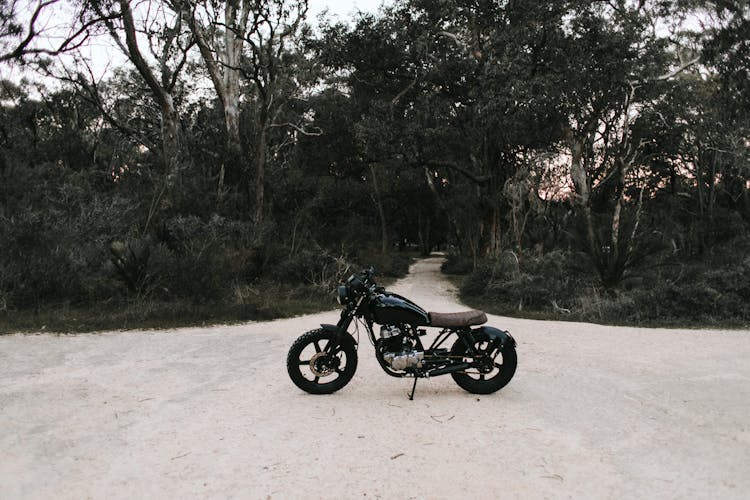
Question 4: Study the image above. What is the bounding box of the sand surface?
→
[2,257,749,499]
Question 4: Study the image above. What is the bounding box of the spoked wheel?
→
[450,331,517,394]
[286,329,358,394]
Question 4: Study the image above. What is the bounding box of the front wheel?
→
[287,329,358,394]
[450,332,517,394]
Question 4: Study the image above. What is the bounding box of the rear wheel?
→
[450,332,516,394]
[287,329,358,394]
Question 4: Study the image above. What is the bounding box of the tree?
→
[320,0,577,259]
[89,0,193,187]
[0,0,107,63]
[701,0,750,226]
[175,0,251,194]
[555,2,682,286]
[237,0,312,224]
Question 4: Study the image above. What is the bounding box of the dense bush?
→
[440,253,473,275]
[460,250,596,311]
[457,242,750,326]
[270,248,352,289]
[268,244,411,293]
[3,1,749,334]
[352,247,412,278]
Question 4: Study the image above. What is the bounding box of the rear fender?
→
[475,326,516,350]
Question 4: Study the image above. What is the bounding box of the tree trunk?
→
[695,155,706,253]
[119,0,180,179]
[490,205,501,257]
[417,213,431,256]
[161,95,180,178]
[369,163,389,254]
[181,0,248,191]
[221,1,244,182]
[570,137,597,255]
[255,117,267,225]
[221,96,242,196]
[708,151,717,229]
[610,159,629,255]
[224,99,241,155]
[424,166,462,249]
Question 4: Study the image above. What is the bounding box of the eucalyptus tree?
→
[701,0,750,227]
[86,0,193,185]
[239,0,313,224]
[174,0,315,223]
[547,1,706,285]
[173,0,251,192]
[321,0,576,257]
[0,0,107,64]
[313,5,461,252]
[420,0,573,256]
[556,0,747,283]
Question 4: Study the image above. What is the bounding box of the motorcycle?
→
[286,267,517,399]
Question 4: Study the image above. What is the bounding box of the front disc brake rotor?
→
[309,352,337,377]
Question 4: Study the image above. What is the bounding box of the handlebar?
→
[361,267,385,295]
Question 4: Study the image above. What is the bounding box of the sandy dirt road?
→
[2,257,749,499]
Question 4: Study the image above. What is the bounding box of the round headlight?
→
[348,274,365,293]
[337,285,348,305]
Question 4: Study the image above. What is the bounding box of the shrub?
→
[457,241,750,326]
[440,253,473,275]
[270,248,353,290]
[459,261,494,296]
[353,247,412,278]
[461,250,595,311]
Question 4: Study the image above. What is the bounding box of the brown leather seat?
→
[428,310,487,328]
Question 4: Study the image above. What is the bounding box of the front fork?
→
[320,308,357,355]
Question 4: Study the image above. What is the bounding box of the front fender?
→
[320,324,358,346]
[476,326,516,350]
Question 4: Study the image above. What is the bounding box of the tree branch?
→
[118,0,171,114]
[391,76,417,107]
[437,30,468,50]
[61,63,159,154]
[654,55,700,81]
[0,0,116,63]
[176,0,227,106]
[269,121,322,136]
[420,159,491,184]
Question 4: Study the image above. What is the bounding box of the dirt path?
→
[2,257,749,499]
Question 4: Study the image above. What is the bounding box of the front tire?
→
[287,329,358,394]
[450,332,517,394]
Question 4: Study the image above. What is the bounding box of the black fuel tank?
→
[371,292,429,326]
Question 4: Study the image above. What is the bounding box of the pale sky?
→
[309,0,391,21]
[88,0,394,78]
[0,0,393,88]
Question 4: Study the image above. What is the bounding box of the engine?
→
[379,325,424,371]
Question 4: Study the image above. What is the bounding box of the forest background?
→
[0,0,748,333]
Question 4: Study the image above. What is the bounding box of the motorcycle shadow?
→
[346,377,523,402]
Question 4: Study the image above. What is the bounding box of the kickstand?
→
[408,376,418,401]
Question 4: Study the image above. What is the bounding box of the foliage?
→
[459,240,750,327]
[460,250,595,310]
[1,0,749,331]
[440,253,473,275]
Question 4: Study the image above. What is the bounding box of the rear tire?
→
[287,329,358,394]
[450,332,517,394]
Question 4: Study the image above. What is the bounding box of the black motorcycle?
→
[286,267,517,399]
